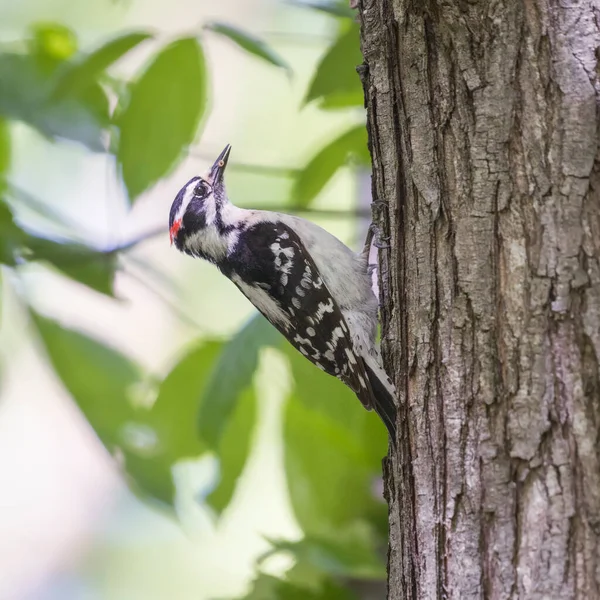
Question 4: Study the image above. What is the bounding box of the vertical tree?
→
[359,1,600,598]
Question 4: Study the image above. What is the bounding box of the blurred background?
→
[0,0,388,598]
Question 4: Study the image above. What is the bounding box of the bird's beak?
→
[208,144,232,186]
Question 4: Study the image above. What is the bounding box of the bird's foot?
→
[368,223,391,250]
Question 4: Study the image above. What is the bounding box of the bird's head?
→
[169,144,232,249]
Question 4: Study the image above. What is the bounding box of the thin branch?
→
[119,253,180,292]
[9,183,370,259]
[260,31,332,45]
[187,152,301,178]
[115,205,370,252]
[227,162,301,178]
[120,255,207,333]
[245,204,370,218]
[114,226,168,251]
[115,205,369,253]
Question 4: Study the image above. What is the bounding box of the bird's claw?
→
[371,223,391,249]
[371,200,388,209]
[364,223,391,253]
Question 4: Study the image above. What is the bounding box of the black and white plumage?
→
[169,145,397,443]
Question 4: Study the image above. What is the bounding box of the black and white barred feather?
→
[169,145,397,443]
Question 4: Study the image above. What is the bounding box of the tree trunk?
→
[358,1,600,598]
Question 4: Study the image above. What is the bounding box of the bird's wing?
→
[225,220,374,407]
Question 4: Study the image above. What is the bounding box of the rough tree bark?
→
[358,1,600,598]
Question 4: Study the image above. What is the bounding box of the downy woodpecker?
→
[169,145,397,444]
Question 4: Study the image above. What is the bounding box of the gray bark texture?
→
[357,1,600,598]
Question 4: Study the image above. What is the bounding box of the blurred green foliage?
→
[304,22,363,109]
[0,2,386,598]
[293,125,368,208]
[117,36,207,199]
[204,22,290,72]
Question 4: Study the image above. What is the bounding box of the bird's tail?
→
[364,360,398,447]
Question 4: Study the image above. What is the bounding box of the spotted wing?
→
[223,221,374,407]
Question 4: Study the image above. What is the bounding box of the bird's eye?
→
[194,182,210,198]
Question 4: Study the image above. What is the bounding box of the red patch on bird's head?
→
[170,219,181,245]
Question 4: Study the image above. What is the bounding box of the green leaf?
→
[46,82,110,150]
[290,0,354,19]
[147,342,221,455]
[31,311,141,445]
[0,119,10,192]
[0,53,109,151]
[240,573,358,600]
[130,335,259,512]
[198,313,282,448]
[53,32,153,98]
[285,341,387,470]
[293,125,369,208]
[122,341,222,505]
[23,24,107,150]
[283,395,382,536]
[31,310,240,509]
[24,235,118,296]
[0,199,118,292]
[29,22,78,65]
[206,386,257,514]
[264,528,386,581]
[117,37,208,200]
[205,22,289,71]
[32,313,224,508]
[305,24,363,108]
[284,341,368,434]
[238,573,357,600]
[0,198,27,266]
